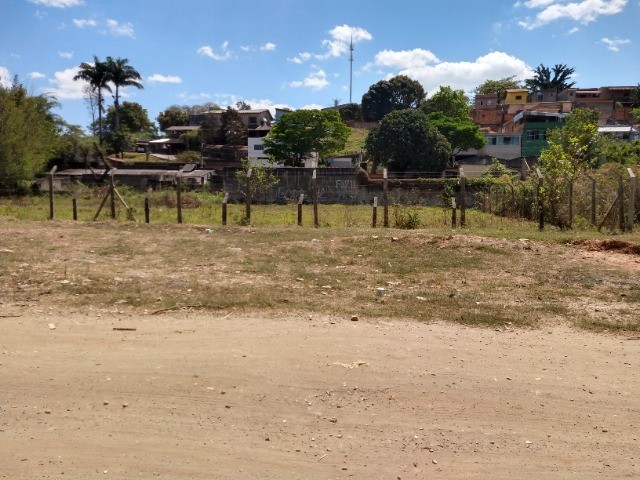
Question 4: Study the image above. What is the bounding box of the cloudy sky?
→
[1,0,638,130]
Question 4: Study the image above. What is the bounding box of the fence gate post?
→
[312,169,319,228]
[536,168,544,231]
[372,196,378,228]
[48,166,57,220]
[383,168,389,228]
[297,194,304,226]
[627,168,636,232]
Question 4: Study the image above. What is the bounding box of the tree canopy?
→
[105,101,154,135]
[426,112,485,159]
[73,55,111,143]
[524,63,575,93]
[105,57,143,131]
[263,109,350,167]
[365,109,451,173]
[0,80,59,191]
[421,86,470,118]
[361,75,425,121]
[157,107,190,132]
[474,76,522,102]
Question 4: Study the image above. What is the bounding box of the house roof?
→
[166,126,200,131]
[598,126,638,133]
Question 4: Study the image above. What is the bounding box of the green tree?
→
[538,108,600,226]
[105,101,155,135]
[0,81,59,191]
[361,75,425,121]
[263,109,350,167]
[474,76,522,103]
[157,106,190,132]
[105,57,143,131]
[221,107,248,146]
[524,63,575,93]
[74,56,111,143]
[365,109,451,173]
[598,138,640,166]
[421,86,470,118]
[338,103,363,122]
[427,112,485,163]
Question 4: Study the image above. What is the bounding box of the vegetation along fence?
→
[3,165,637,232]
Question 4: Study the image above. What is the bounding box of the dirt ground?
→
[1,310,638,479]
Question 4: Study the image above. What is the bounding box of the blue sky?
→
[1,0,638,131]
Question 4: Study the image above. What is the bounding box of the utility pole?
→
[349,35,354,104]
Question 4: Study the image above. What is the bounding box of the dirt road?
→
[1,310,638,479]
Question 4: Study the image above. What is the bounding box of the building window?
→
[526,130,541,141]
[487,137,497,145]
[515,95,523,100]
[487,100,493,107]
[254,144,264,151]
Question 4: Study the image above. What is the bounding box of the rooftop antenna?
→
[349,35,354,104]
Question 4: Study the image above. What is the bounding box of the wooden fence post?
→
[586,174,596,225]
[297,194,304,226]
[383,168,389,228]
[72,193,78,221]
[618,173,625,232]
[451,197,457,227]
[459,168,466,227]
[222,191,229,226]
[176,171,183,224]
[628,168,636,232]
[245,168,252,223]
[48,166,57,220]
[568,179,574,228]
[536,168,544,231]
[372,196,378,228]
[144,188,151,224]
[109,169,116,220]
[312,169,319,228]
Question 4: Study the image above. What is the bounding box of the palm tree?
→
[105,57,143,131]
[73,56,111,143]
[524,64,576,94]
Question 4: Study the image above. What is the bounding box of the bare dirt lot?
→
[1,219,639,479]
[1,312,639,479]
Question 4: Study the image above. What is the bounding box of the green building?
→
[513,111,566,157]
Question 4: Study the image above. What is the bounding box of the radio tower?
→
[349,35,354,104]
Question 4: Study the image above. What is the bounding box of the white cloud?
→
[567,26,581,33]
[198,42,232,61]
[373,50,533,97]
[147,74,182,84]
[0,66,12,88]
[260,42,276,51]
[106,19,135,38]
[518,0,628,30]
[299,103,325,110]
[240,45,251,52]
[601,37,631,51]
[291,24,372,62]
[27,0,84,7]
[373,49,440,70]
[289,67,330,90]
[45,67,85,99]
[73,18,97,28]
[58,51,73,59]
[28,71,46,79]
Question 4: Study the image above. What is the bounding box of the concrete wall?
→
[221,168,475,206]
